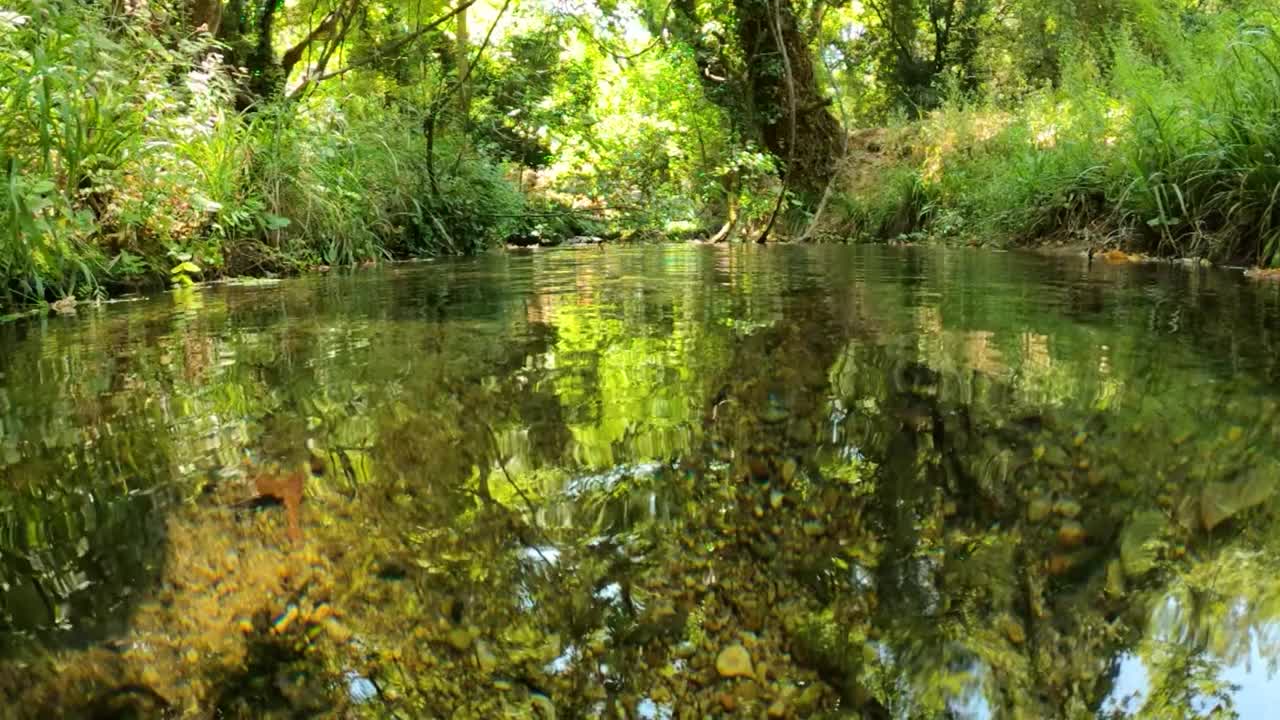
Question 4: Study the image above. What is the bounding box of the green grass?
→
[835,11,1280,264]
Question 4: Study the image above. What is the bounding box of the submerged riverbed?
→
[1,245,1279,718]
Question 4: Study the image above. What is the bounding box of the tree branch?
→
[428,0,513,189]
[867,0,915,62]
[281,3,345,79]
[288,0,479,99]
[806,0,827,42]
[309,6,359,85]
[560,0,675,66]
[800,23,851,242]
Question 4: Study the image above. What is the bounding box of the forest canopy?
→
[1,0,1278,310]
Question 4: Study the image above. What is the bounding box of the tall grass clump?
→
[250,100,524,266]
[174,99,527,274]
[828,164,934,240]
[925,79,1112,241]
[827,50,1120,245]
[0,1,257,305]
[0,3,123,304]
[840,7,1280,264]
[247,100,420,270]
[1116,19,1280,264]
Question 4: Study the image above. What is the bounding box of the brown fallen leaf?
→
[1244,267,1280,281]
[254,470,305,542]
[1101,249,1145,264]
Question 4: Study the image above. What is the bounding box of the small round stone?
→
[1057,520,1087,547]
[716,643,754,678]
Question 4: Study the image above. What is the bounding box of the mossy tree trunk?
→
[732,0,843,199]
[672,0,844,200]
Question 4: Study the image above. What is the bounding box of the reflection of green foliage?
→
[1,247,1280,716]
[549,288,732,468]
[1135,640,1241,720]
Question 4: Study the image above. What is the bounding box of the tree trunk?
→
[670,0,841,200]
[188,0,223,35]
[670,0,750,136]
[241,1,284,105]
[732,0,843,199]
[456,5,471,123]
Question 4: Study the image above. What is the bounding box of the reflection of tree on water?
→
[0,247,1279,717]
[0,358,178,654]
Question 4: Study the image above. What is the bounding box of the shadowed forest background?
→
[1,0,1279,312]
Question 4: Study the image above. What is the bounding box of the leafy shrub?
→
[410,133,527,255]
[0,1,533,311]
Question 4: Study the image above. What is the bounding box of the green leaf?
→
[1200,465,1278,531]
[262,213,291,230]
[1119,510,1164,577]
[170,261,202,275]
[29,180,56,194]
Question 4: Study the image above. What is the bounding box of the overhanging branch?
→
[281,3,347,79]
[288,0,479,99]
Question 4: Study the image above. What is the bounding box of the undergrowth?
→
[828,10,1280,265]
[0,1,541,312]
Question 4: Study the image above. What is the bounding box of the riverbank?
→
[4,2,1277,317]
[0,2,613,317]
[811,17,1280,264]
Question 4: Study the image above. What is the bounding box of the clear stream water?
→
[1,245,1279,718]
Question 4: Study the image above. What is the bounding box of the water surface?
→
[1,245,1279,718]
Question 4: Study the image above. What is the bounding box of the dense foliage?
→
[1,0,1279,311]
[821,1,1280,263]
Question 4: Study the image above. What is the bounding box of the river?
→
[1,244,1278,718]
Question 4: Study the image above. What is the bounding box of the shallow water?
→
[1,244,1279,718]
